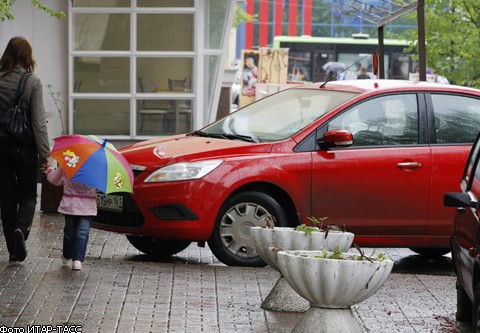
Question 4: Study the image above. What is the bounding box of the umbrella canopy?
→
[50,134,134,194]
[322,61,347,73]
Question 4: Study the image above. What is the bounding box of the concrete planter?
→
[277,250,394,333]
[250,227,354,271]
[250,226,354,312]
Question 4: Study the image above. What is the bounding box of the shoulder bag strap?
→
[15,71,31,106]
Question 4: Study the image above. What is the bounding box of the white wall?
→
[0,1,68,144]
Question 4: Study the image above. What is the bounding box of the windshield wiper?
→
[223,133,260,143]
[194,130,259,143]
[194,130,228,139]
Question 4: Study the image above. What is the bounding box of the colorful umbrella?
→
[50,134,134,194]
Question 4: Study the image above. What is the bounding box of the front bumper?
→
[92,175,225,241]
[93,192,144,229]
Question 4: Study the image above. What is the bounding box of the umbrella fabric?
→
[322,62,347,73]
[50,134,134,194]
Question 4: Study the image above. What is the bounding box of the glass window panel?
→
[137,0,193,7]
[205,90,357,142]
[137,14,193,51]
[137,58,193,93]
[329,94,418,146]
[73,0,130,7]
[74,14,130,51]
[466,139,480,188]
[205,0,230,49]
[432,94,480,144]
[338,53,390,79]
[288,52,311,81]
[137,99,192,135]
[204,55,220,111]
[74,57,130,93]
[74,99,130,135]
[392,55,410,80]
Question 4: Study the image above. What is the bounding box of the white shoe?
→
[62,256,72,266]
[72,260,82,270]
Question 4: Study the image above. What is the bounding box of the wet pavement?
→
[0,211,471,333]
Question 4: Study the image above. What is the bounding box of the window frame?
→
[324,92,423,148]
[426,92,480,145]
[69,4,197,139]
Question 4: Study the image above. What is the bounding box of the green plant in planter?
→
[263,214,346,238]
[308,216,329,228]
[294,224,320,236]
[294,216,347,238]
[313,244,388,262]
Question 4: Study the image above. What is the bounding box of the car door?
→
[448,134,480,298]
[428,93,480,242]
[311,93,432,245]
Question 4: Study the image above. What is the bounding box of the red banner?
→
[304,0,312,36]
[288,0,298,36]
[274,0,283,37]
[245,0,254,49]
[259,0,269,47]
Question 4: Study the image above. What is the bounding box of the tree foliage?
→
[0,0,64,22]
[233,4,256,29]
[404,0,480,87]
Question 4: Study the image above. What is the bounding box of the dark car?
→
[93,79,480,267]
[445,132,480,331]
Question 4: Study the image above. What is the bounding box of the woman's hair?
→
[0,36,36,77]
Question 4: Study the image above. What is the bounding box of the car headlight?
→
[144,160,224,182]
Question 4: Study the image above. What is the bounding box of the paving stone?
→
[0,211,467,332]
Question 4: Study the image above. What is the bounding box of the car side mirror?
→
[319,129,353,149]
[444,192,478,209]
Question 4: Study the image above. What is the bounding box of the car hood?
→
[120,134,273,170]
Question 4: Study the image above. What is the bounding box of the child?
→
[44,162,97,270]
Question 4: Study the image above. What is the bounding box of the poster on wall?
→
[239,49,289,108]
[239,50,260,108]
[258,48,289,84]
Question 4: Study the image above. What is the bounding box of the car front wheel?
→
[208,191,288,267]
[126,235,191,257]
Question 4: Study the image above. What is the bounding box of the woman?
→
[0,36,50,262]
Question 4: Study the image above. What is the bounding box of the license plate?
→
[96,194,123,212]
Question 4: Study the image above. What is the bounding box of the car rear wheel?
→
[208,191,288,267]
[126,235,191,257]
[409,247,450,257]
[456,280,473,322]
[473,284,480,331]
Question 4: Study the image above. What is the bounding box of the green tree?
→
[0,0,64,22]
[233,4,256,29]
[404,0,480,87]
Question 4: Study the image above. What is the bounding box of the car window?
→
[464,133,480,192]
[432,94,480,144]
[327,94,418,146]
[204,89,358,142]
[470,144,480,195]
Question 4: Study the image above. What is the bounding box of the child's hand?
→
[41,159,53,173]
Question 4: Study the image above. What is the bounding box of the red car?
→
[445,132,480,330]
[93,79,480,266]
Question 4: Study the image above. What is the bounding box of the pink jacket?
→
[46,167,97,216]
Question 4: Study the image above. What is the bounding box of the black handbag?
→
[2,71,35,145]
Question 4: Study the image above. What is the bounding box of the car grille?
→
[93,193,145,229]
[132,169,143,179]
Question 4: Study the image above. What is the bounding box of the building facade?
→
[0,0,236,145]
[237,0,415,53]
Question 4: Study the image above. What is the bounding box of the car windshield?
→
[200,88,359,142]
